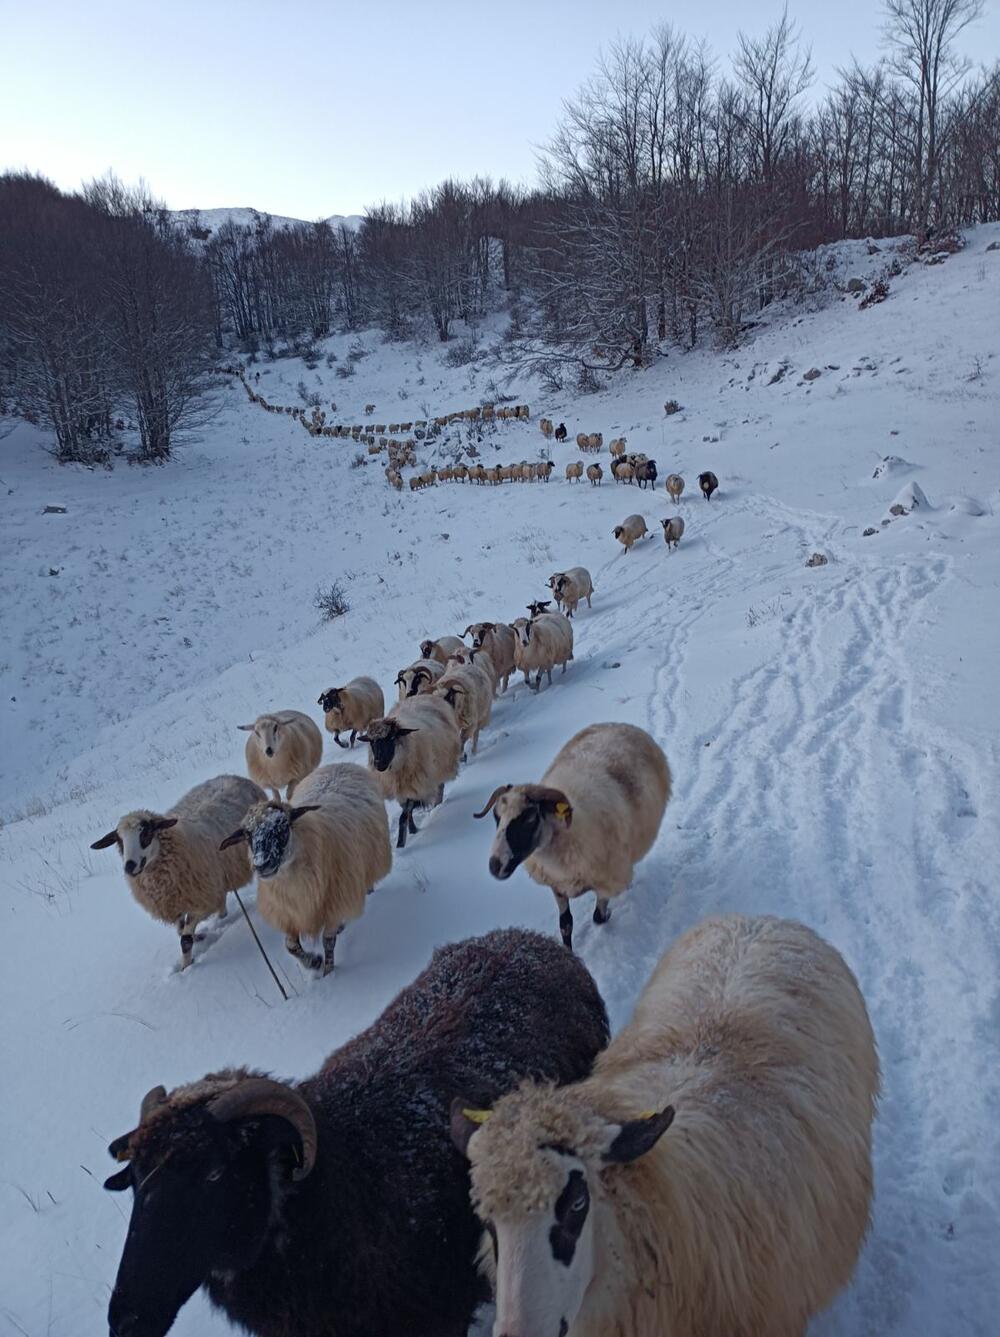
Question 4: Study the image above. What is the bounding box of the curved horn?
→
[473,784,512,819]
[140,1084,167,1122]
[208,1078,317,1181]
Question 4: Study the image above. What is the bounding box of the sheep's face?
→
[91,813,177,878]
[245,805,292,879]
[365,719,415,772]
[452,1096,674,1337]
[396,667,432,700]
[239,717,281,758]
[317,688,341,715]
[466,623,492,648]
[511,618,533,648]
[482,786,571,879]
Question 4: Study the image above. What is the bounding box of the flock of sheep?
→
[95,376,879,1337]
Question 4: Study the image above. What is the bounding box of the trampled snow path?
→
[1,226,998,1335]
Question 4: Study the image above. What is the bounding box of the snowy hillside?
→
[1,226,998,1336]
[171,206,364,236]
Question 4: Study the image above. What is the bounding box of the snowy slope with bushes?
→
[1,227,998,1336]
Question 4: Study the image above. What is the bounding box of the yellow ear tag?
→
[637,1110,659,1120]
[462,1108,492,1124]
[555,802,571,822]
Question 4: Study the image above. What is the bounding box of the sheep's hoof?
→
[299,951,323,971]
[593,900,612,925]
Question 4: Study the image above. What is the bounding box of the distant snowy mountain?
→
[171,206,364,237]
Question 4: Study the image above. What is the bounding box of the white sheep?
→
[419,635,467,666]
[317,676,384,749]
[90,774,266,970]
[665,472,685,503]
[238,711,323,801]
[452,913,879,1337]
[661,515,685,550]
[510,612,573,691]
[549,567,593,619]
[464,622,516,694]
[434,659,494,759]
[444,644,499,696]
[221,763,391,976]
[613,514,648,553]
[586,463,603,486]
[395,657,446,700]
[362,694,462,848]
[474,722,669,949]
[565,461,583,483]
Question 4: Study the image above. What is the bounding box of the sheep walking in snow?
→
[317,676,384,750]
[661,515,685,550]
[613,514,648,552]
[565,461,583,483]
[90,774,266,970]
[511,611,573,691]
[586,463,603,486]
[419,635,466,665]
[104,928,609,1337]
[453,913,879,1337]
[363,694,462,848]
[547,567,593,619]
[464,621,516,694]
[435,658,494,760]
[665,472,685,503]
[395,657,445,700]
[220,764,391,975]
[239,711,323,801]
[699,469,719,501]
[474,722,669,950]
[554,423,568,442]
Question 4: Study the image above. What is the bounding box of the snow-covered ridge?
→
[170,206,364,236]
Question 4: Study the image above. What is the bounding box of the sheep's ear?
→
[219,828,248,851]
[152,817,177,833]
[395,727,418,736]
[289,805,322,823]
[91,829,120,850]
[356,733,370,743]
[450,1098,491,1157]
[602,1106,675,1164]
[237,723,255,732]
[104,1166,133,1192]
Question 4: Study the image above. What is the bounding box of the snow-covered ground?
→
[1,227,998,1336]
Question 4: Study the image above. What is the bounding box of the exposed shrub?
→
[314,580,350,621]
[443,339,477,368]
[335,362,356,379]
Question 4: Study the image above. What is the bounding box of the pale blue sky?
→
[3,0,997,218]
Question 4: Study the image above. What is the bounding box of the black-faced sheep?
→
[317,676,384,749]
[699,469,719,501]
[220,763,391,975]
[586,463,603,486]
[554,423,568,441]
[613,514,648,552]
[661,515,685,550]
[90,775,265,970]
[549,567,593,619]
[363,694,462,848]
[434,658,494,760]
[238,711,323,801]
[635,458,658,490]
[419,635,467,665]
[105,928,610,1337]
[474,722,669,949]
[395,657,446,700]
[453,914,878,1337]
[510,612,574,691]
[464,622,516,694]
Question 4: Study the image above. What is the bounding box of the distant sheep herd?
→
[96,364,878,1337]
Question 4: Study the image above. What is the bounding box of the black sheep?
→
[104,928,609,1337]
[699,470,719,501]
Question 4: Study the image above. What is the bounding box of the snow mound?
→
[872,455,919,480]
[945,494,988,516]
[890,480,931,513]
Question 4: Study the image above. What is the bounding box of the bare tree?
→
[883,0,985,233]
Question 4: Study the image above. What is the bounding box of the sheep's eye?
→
[206,1165,225,1183]
[570,1195,587,1213]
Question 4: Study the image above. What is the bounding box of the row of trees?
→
[1,2,997,461]
[201,2,999,368]
[0,174,215,462]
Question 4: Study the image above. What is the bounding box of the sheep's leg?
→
[178,914,195,970]
[397,804,410,849]
[593,897,612,926]
[320,925,343,977]
[333,731,350,749]
[554,892,574,952]
[286,934,323,971]
[471,727,479,755]
[349,729,357,748]
[434,784,444,808]
[547,667,554,686]
[285,779,298,801]
[269,787,282,802]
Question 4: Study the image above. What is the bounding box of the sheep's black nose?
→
[124,859,137,875]
[265,747,274,756]
[488,856,503,878]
